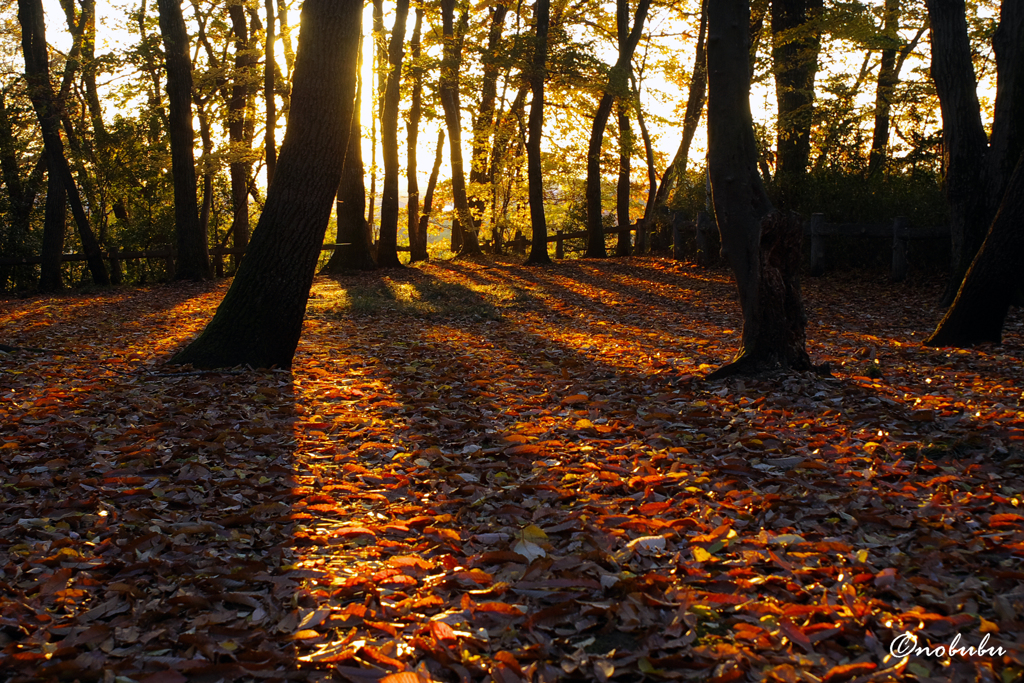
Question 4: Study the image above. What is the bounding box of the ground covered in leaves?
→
[1,257,1023,683]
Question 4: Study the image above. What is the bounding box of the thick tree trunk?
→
[264,0,277,184]
[526,0,551,265]
[39,159,66,292]
[157,0,211,281]
[18,0,108,286]
[615,101,632,257]
[171,0,361,369]
[469,6,509,242]
[377,0,411,269]
[324,53,375,274]
[706,0,813,379]
[440,1,481,256]
[926,0,991,306]
[987,1,1024,215]
[771,0,822,209]
[407,9,424,263]
[585,0,652,258]
[415,129,445,262]
[652,0,707,222]
[926,151,1024,346]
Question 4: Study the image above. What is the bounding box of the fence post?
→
[163,249,175,280]
[672,213,685,260]
[891,216,909,282]
[555,230,564,259]
[108,248,123,285]
[696,212,713,266]
[809,213,826,276]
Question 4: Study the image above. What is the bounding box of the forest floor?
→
[1,256,1023,683]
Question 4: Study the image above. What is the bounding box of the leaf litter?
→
[1,257,1023,682]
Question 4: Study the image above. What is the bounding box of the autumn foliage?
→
[1,258,1023,682]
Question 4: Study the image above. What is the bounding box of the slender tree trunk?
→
[652,0,707,225]
[407,9,424,263]
[440,0,481,256]
[367,0,383,243]
[228,3,256,266]
[927,151,1024,346]
[196,97,214,244]
[157,0,210,281]
[771,0,822,209]
[615,101,632,256]
[18,0,108,285]
[264,0,277,184]
[39,159,66,292]
[526,0,551,265]
[324,52,376,274]
[632,76,658,252]
[136,0,168,142]
[706,0,813,379]
[171,0,361,369]
[470,6,509,243]
[585,0,652,258]
[416,128,445,260]
[377,0,410,269]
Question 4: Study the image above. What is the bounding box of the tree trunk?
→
[264,0,277,184]
[585,0,652,258]
[615,100,632,257]
[0,90,44,289]
[377,0,411,269]
[228,3,257,266]
[706,0,813,379]
[987,1,1024,217]
[652,0,707,222]
[632,75,658,253]
[470,6,509,242]
[18,0,108,286]
[416,128,445,261]
[39,159,66,292]
[440,0,481,256]
[869,15,928,177]
[157,0,211,281]
[926,0,991,306]
[367,0,383,243]
[171,0,361,369]
[771,0,822,210]
[526,0,551,265]
[926,151,1024,346]
[324,42,376,274]
[407,9,424,263]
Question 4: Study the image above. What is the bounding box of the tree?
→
[226,1,260,264]
[18,0,108,286]
[377,0,410,269]
[0,88,46,291]
[156,0,211,281]
[706,0,814,379]
[584,0,651,258]
[926,0,1023,305]
[407,8,426,263]
[171,0,361,369]
[526,0,551,265]
[771,0,823,209]
[926,151,1024,346]
[264,0,277,184]
[615,100,632,257]
[416,129,446,260]
[439,0,482,256]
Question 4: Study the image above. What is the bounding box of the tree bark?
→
[706,0,814,379]
[377,0,411,269]
[868,15,927,177]
[926,0,991,306]
[157,0,211,281]
[440,0,481,256]
[926,151,1024,346]
[584,0,652,258]
[227,2,257,266]
[416,129,445,261]
[18,0,108,285]
[39,158,66,292]
[171,0,361,369]
[367,0,384,241]
[987,1,1024,216]
[615,100,632,256]
[771,0,822,209]
[632,75,658,253]
[469,6,509,242]
[407,9,425,263]
[526,0,551,265]
[264,0,277,184]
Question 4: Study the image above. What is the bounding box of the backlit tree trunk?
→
[18,0,108,285]
[615,101,632,257]
[706,0,813,379]
[171,0,361,369]
[407,9,424,263]
[157,0,211,281]
[264,0,277,184]
[377,0,410,269]
[227,3,257,265]
[470,6,508,243]
[416,129,446,261]
[526,0,551,265]
[38,158,66,292]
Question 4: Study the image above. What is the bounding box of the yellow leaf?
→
[693,547,712,562]
[522,524,548,542]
